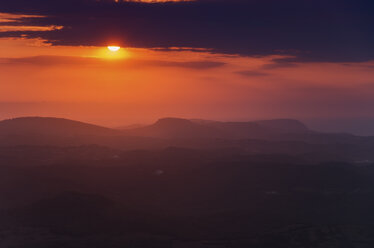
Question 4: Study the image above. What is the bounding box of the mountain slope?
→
[0,117,369,149]
[125,118,219,139]
[0,117,121,146]
[0,117,119,137]
[125,117,311,140]
[254,119,309,133]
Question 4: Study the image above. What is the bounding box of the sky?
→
[0,0,374,134]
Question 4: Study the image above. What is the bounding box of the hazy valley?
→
[0,117,374,247]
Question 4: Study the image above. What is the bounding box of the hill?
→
[0,117,120,146]
[0,117,118,137]
[125,117,311,140]
[0,117,371,153]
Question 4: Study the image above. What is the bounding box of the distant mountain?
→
[0,116,371,150]
[116,123,145,130]
[125,117,311,140]
[0,117,120,146]
[125,118,219,139]
[0,117,118,137]
[190,118,309,133]
[254,119,309,133]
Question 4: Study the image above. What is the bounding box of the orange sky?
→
[1,13,374,127]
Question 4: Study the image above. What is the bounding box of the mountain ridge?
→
[0,117,119,136]
[125,117,312,139]
[0,116,368,148]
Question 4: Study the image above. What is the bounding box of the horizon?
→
[1,0,374,135]
[2,115,374,136]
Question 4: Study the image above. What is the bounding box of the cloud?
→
[0,0,373,62]
[0,55,225,69]
[0,12,61,32]
[236,70,270,77]
[157,61,225,69]
[261,62,299,70]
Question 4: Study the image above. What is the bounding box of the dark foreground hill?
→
[1,146,374,247]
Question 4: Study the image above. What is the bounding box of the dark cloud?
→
[261,62,299,70]
[1,0,374,62]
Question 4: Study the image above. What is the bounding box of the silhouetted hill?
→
[1,117,373,155]
[254,119,309,133]
[0,117,122,146]
[0,117,118,137]
[191,118,309,133]
[126,118,218,139]
[126,117,312,140]
[116,123,145,130]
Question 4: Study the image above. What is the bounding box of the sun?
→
[97,45,128,59]
[107,46,120,52]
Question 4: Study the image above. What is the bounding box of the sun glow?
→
[108,46,121,52]
[98,46,129,59]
